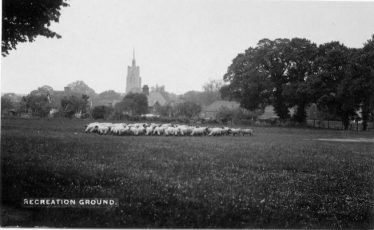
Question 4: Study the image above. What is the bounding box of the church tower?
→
[126,49,142,94]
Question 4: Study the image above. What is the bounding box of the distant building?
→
[200,100,240,119]
[142,85,149,96]
[257,105,279,120]
[257,105,295,121]
[148,91,167,107]
[126,50,142,94]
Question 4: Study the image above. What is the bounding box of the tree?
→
[97,90,121,100]
[154,103,174,117]
[350,36,374,130]
[201,79,223,105]
[223,39,296,120]
[66,81,96,98]
[23,94,51,117]
[1,96,13,112]
[2,0,69,56]
[60,94,89,118]
[174,101,201,118]
[256,38,293,120]
[222,47,273,112]
[115,93,148,116]
[215,107,247,124]
[361,36,374,130]
[282,38,318,123]
[310,42,357,130]
[92,105,112,120]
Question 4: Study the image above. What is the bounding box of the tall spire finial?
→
[132,48,136,66]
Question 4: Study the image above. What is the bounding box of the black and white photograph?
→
[1,0,374,228]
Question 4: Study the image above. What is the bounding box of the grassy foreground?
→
[1,118,374,228]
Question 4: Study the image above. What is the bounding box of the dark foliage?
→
[92,105,113,120]
[174,101,202,119]
[60,94,89,118]
[115,93,148,116]
[223,35,374,130]
[2,0,69,56]
[21,94,51,117]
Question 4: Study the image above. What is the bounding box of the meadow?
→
[1,117,373,228]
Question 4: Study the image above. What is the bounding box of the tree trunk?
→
[273,90,289,121]
[342,113,350,130]
[294,103,307,123]
[362,101,370,131]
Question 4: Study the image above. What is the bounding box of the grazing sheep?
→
[222,127,231,135]
[229,128,241,136]
[136,126,146,135]
[209,127,224,136]
[129,126,139,135]
[85,122,100,133]
[84,122,253,138]
[165,126,177,136]
[153,126,165,136]
[178,125,193,136]
[146,126,156,135]
[191,127,208,136]
[111,124,127,135]
[96,123,111,135]
[241,128,253,136]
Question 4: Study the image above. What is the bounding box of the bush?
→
[91,106,113,120]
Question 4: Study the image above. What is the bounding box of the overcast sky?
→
[2,0,374,95]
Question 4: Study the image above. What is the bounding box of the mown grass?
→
[1,118,374,228]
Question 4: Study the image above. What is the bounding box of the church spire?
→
[132,48,136,66]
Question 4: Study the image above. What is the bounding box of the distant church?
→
[125,50,169,111]
[126,50,142,93]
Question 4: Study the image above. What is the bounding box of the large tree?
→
[174,101,201,118]
[282,38,318,123]
[310,42,357,130]
[22,94,51,117]
[61,94,89,118]
[2,0,69,56]
[66,81,96,98]
[350,36,374,130]
[115,93,148,116]
[1,96,14,112]
[222,39,292,119]
[255,38,293,120]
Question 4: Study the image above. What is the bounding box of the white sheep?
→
[111,124,126,135]
[136,126,146,135]
[145,126,155,135]
[241,128,253,136]
[153,126,165,136]
[165,126,177,136]
[209,127,224,136]
[85,122,100,133]
[191,127,208,136]
[96,123,111,135]
[229,128,241,136]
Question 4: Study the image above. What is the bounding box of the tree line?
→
[221,36,374,130]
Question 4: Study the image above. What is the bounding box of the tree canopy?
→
[61,94,89,118]
[114,93,148,116]
[2,0,69,56]
[223,36,374,130]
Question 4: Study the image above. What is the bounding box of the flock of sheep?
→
[84,122,254,136]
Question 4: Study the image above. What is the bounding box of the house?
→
[257,105,279,120]
[147,91,167,107]
[200,100,240,119]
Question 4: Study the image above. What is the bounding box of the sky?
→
[2,0,374,95]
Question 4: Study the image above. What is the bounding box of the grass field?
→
[1,117,374,228]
